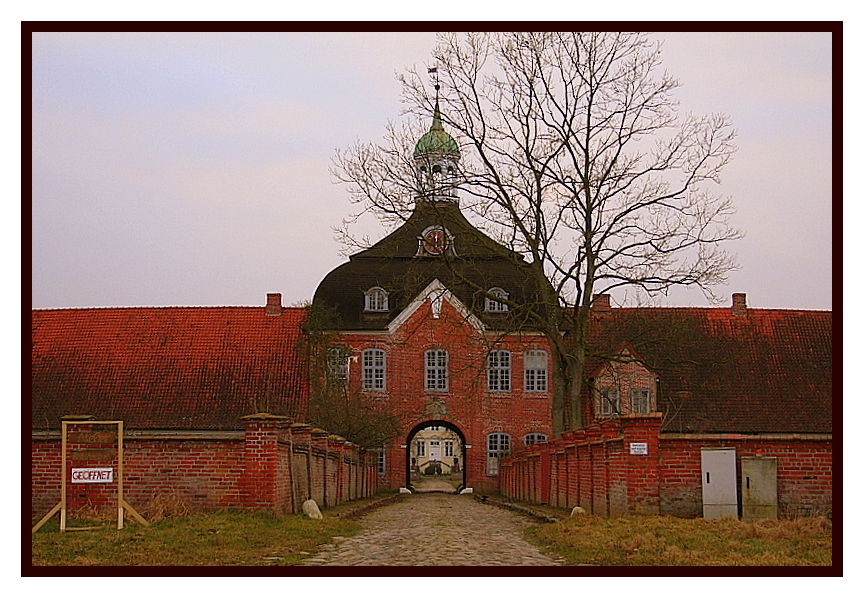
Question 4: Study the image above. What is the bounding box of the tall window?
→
[327,347,349,384]
[599,387,620,416]
[362,348,386,391]
[524,350,548,392]
[425,349,449,391]
[377,446,386,476]
[365,287,389,312]
[485,288,509,312]
[524,433,548,446]
[487,433,511,476]
[488,350,511,392]
[631,388,650,414]
[415,439,426,457]
[444,439,454,457]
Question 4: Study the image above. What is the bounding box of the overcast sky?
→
[30,30,833,311]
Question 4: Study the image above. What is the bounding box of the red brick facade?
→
[334,287,553,493]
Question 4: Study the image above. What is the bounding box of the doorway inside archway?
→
[405,420,466,493]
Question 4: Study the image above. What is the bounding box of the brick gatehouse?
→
[31,105,832,520]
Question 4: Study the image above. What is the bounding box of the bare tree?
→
[300,304,403,450]
[333,32,740,435]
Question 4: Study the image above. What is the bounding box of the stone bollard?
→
[302,499,323,519]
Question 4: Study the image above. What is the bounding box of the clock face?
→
[423,229,447,255]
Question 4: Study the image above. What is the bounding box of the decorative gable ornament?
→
[387,279,486,334]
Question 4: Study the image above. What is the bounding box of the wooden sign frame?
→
[32,420,148,533]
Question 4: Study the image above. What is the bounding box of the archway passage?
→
[405,420,466,493]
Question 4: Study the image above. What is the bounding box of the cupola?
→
[413,92,461,203]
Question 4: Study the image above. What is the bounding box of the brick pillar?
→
[540,446,551,504]
[289,423,313,508]
[327,435,346,507]
[310,428,328,506]
[241,414,290,511]
[343,442,356,501]
[620,413,662,515]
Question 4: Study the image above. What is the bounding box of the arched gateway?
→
[312,98,554,494]
[405,420,467,492]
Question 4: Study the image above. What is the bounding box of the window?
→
[444,439,454,457]
[364,287,389,312]
[327,347,349,383]
[524,350,548,392]
[415,439,426,457]
[599,387,620,416]
[362,348,386,391]
[425,349,449,391]
[488,350,511,392]
[377,446,386,476]
[524,433,548,446]
[485,288,509,312]
[487,433,511,476]
[631,388,650,414]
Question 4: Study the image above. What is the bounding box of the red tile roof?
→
[30,302,832,436]
[586,306,833,434]
[31,307,308,430]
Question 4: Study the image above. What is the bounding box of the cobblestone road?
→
[303,493,565,566]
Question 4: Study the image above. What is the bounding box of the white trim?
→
[388,279,486,334]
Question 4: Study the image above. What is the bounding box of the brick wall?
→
[501,415,832,519]
[31,415,378,519]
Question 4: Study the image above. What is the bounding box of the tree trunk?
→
[550,337,586,436]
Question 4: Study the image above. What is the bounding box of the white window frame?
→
[444,439,454,457]
[631,388,651,414]
[377,446,386,476]
[415,439,426,458]
[425,349,449,392]
[487,350,511,392]
[485,288,509,312]
[524,350,548,393]
[599,387,620,416]
[362,348,386,391]
[524,433,548,446]
[486,433,511,476]
[326,347,349,384]
[364,287,389,312]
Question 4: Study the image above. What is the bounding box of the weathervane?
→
[428,66,440,95]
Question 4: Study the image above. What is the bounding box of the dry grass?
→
[31,509,360,567]
[141,490,193,522]
[526,514,833,566]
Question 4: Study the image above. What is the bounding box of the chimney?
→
[731,293,747,317]
[265,293,283,316]
[592,293,611,313]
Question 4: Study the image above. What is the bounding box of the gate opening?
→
[405,420,466,493]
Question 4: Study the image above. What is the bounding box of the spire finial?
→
[428,66,442,131]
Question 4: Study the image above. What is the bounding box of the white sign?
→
[71,468,114,483]
[629,442,648,456]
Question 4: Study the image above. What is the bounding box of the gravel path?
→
[303,493,564,566]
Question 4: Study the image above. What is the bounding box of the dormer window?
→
[592,348,657,418]
[485,288,509,312]
[365,287,389,312]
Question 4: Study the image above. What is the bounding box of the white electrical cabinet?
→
[701,448,738,519]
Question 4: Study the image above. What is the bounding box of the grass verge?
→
[526,514,832,566]
[31,510,360,566]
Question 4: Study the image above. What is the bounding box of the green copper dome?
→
[413,101,460,158]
